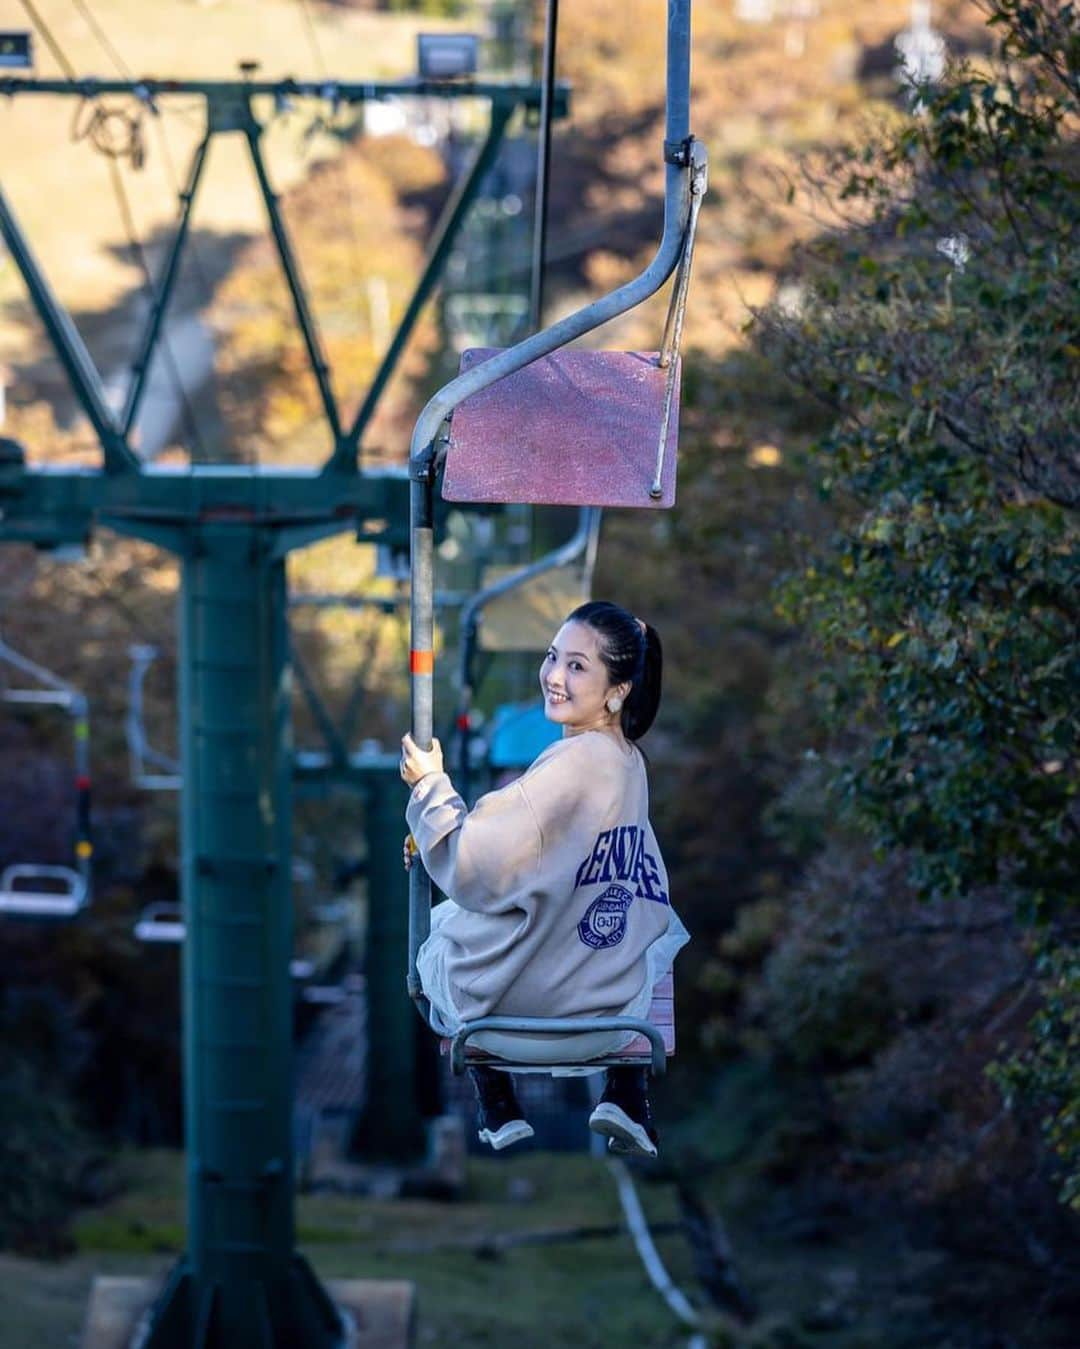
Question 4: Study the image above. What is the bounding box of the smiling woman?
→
[399,600,688,1158]
[541,619,632,735]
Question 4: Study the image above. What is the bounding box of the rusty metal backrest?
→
[442,348,680,509]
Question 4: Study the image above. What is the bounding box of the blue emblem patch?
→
[577,883,633,950]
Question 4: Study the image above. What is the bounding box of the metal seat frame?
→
[449,1015,668,1076]
[0,862,88,917]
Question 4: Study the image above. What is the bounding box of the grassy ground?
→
[0,1064,1013,1349]
[0,1148,698,1349]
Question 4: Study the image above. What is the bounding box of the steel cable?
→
[16,0,76,80]
[63,0,212,461]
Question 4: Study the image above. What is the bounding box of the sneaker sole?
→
[588,1103,658,1158]
[478,1120,534,1151]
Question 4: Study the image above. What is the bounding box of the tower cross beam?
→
[0,78,568,476]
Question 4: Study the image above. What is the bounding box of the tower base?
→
[80,1272,415,1349]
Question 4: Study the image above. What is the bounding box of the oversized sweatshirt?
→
[405,728,681,1023]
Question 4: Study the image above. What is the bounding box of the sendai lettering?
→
[575,825,669,904]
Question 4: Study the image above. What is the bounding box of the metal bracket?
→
[410,439,442,482]
[650,140,707,499]
[207,89,257,135]
[688,137,709,194]
[663,135,694,167]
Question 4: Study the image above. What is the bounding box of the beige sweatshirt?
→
[405,729,678,1023]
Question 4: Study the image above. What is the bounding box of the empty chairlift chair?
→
[0,633,92,918]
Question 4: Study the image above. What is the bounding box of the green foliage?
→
[989,940,1080,1209]
[754,879,895,1070]
[753,0,1079,1198]
[0,1049,94,1255]
[383,0,468,16]
[773,476,1076,908]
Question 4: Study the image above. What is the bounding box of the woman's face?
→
[538,620,628,735]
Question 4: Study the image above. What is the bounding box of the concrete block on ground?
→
[80,1275,415,1349]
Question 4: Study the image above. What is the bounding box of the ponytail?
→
[623,622,662,741]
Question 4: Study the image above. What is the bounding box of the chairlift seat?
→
[476,563,590,652]
[133,902,185,943]
[0,864,88,917]
[439,972,675,1074]
[442,349,679,508]
[488,701,561,769]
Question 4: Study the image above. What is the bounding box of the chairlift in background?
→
[417,33,479,82]
[444,292,530,352]
[474,560,591,653]
[133,859,326,963]
[133,900,184,943]
[0,32,32,70]
[126,644,180,791]
[0,632,92,917]
[895,1,946,94]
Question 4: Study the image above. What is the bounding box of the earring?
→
[606,696,623,714]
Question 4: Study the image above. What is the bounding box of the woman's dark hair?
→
[565,600,663,741]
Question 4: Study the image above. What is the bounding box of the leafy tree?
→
[383,0,469,17]
[751,0,1079,1202]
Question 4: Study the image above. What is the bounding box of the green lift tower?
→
[0,71,562,1347]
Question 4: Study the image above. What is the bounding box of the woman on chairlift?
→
[400,600,689,1157]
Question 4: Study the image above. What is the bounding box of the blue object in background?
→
[488,701,561,768]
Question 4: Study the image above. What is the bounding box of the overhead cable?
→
[296,0,329,79]
[66,0,211,461]
[17,0,77,80]
[70,0,135,80]
[291,0,368,339]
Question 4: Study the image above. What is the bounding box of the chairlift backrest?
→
[443,348,680,509]
[133,902,185,943]
[0,864,88,917]
[475,563,589,652]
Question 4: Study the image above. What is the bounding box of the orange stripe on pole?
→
[410,649,434,675]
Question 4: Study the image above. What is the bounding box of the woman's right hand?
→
[400,732,444,787]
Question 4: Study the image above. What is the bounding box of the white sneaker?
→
[588,1102,658,1158]
[478,1119,535,1151]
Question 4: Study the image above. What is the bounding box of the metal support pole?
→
[141,525,344,1348]
[245,124,343,446]
[406,460,436,1021]
[0,187,139,473]
[529,0,558,331]
[122,133,212,438]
